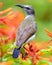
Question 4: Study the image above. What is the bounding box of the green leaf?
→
[39,49,52,57]
[2,43,16,53]
[36,60,52,65]
[2,54,12,62]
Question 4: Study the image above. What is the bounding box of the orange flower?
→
[45,29,52,38]
[0,62,12,65]
[0,8,12,16]
[23,41,40,64]
[49,56,52,62]
[22,40,52,64]
[0,6,25,45]
[0,2,3,8]
[48,0,52,3]
[0,11,24,41]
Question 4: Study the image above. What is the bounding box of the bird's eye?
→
[26,7,30,10]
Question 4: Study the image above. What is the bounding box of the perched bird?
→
[12,4,37,58]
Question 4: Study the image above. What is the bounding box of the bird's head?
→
[15,4,35,15]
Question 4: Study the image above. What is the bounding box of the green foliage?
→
[0,42,32,65]
[39,47,52,57]
[36,60,52,65]
[1,43,16,52]
[2,54,32,65]
[2,54,12,62]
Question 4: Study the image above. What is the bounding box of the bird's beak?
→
[15,4,24,8]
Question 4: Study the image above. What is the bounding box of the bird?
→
[12,4,37,58]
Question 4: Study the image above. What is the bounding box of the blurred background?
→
[0,0,52,42]
[0,0,52,65]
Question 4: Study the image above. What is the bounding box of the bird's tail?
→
[12,47,20,58]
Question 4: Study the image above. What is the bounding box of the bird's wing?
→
[15,16,37,47]
[17,15,36,35]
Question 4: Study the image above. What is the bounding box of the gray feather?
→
[15,15,37,47]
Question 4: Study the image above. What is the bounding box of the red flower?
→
[0,6,24,44]
[45,29,52,38]
[22,41,41,64]
[0,2,3,8]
